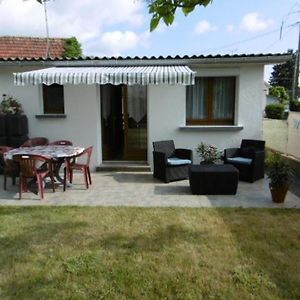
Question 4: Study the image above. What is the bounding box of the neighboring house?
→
[0,36,66,59]
[263,81,280,109]
[0,49,291,170]
[266,94,280,106]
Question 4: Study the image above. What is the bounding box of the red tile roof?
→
[0,36,66,59]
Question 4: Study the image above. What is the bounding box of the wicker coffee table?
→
[189,164,239,195]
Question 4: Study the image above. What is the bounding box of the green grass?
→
[0,207,300,299]
[263,118,288,154]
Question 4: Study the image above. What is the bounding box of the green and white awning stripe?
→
[14,66,195,86]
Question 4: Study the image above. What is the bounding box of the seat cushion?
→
[167,157,192,166]
[227,157,252,165]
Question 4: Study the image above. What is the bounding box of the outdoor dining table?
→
[4,145,85,184]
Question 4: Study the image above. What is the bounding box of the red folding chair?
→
[63,146,93,191]
[1,146,19,190]
[13,154,55,200]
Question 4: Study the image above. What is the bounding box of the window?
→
[42,84,65,114]
[186,77,236,125]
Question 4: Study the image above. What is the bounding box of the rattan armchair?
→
[152,140,192,183]
[224,139,265,183]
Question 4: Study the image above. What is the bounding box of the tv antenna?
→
[24,0,52,58]
[280,4,300,100]
[42,0,51,58]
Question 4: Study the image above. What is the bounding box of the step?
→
[96,161,151,172]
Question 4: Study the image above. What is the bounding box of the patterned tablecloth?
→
[4,145,85,160]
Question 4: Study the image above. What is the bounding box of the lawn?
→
[263,118,288,153]
[0,207,300,299]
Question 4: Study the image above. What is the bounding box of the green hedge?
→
[290,100,300,112]
[265,103,285,119]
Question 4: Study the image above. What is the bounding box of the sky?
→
[0,0,299,80]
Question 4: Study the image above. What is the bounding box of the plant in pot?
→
[196,142,222,164]
[0,94,28,148]
[0,94,24,115]
[266,152,294,203]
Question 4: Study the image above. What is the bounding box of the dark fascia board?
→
[0,53,292,67]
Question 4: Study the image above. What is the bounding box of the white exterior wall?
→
[147,65,265,167]
[1,64,265,170]
[0,67,101,170]
[287,112,300,159]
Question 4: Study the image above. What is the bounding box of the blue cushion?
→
[167,157,192,166]
[227,157,252,165]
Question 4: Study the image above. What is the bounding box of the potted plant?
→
[266,152,294,203]
[196,142,222,164]
[0,94,24,115]
[0,94,28,147]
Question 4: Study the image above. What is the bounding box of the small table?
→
[189,164,239,195]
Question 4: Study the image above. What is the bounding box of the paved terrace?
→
[0,172,299,208]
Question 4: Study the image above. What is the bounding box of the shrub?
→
[196,142,222,163]
[265,103,284,119]
[290,100,300,112]
[269,86,289,104]
[62,37,82,58]
[266,152,293,187]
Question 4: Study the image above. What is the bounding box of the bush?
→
[0,94,23,115]
[290,100,300,112]
[269,86,289,104]
[266,152,293,187]
[265,103,285,119]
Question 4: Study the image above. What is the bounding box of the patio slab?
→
[0,172,299,208]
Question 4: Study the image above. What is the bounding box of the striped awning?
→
[14,66,195,86]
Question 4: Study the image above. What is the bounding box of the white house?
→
[0,53,291,170]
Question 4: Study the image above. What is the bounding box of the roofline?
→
[0,53,292,67]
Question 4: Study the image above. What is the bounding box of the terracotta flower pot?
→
[269,185,289,203]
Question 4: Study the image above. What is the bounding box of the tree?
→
[147,0,213,31]
[269,49,295,94]
[62,37,82,58]
[269,86,289,104]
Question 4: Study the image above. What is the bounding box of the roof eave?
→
[0,54,292,67]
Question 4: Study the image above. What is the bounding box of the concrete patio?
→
[0,172,299,208]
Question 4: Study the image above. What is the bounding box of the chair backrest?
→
[13,154,49,177]
[73,146,93,166]
[153,140,175,158]
[0,146,13,155]
[21,137,49,147]
[5,158,20,175]
[0,146,19,175]
[241,139,265,151]
[49,140,73,146]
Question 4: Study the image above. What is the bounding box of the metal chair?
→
[13,154,55,199]
[63,146,93,191]
[21,137,49,147]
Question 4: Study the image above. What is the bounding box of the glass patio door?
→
[123,85,147,161]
